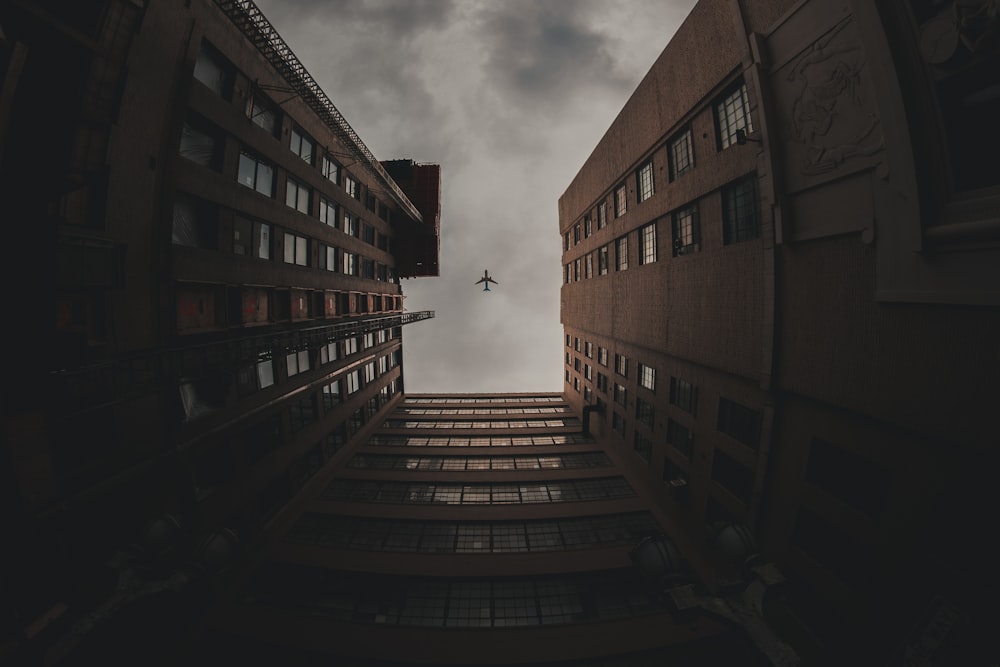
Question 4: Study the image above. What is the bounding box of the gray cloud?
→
[253,0,698,392]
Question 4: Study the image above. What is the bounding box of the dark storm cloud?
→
[251,0,697,392]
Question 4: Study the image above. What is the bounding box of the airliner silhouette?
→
[475,269,499,292]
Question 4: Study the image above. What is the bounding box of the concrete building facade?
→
[559,0,1000,663]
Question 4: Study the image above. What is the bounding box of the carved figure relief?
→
[785,20,883,175]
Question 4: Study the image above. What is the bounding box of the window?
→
[598,246,609,275]
[563,232,570,251]
[237,151,274,197]
[722,176,759,244]
[363,224,376,245]
[584,364,592,381]
[717,397,761,450]
[346,370,361,394]
[343,251,358,276]
[564,265,571,285]
[584,215,592,238]
[596,201,607,229]
[666,420,693,459]
[638,364,655,392]
[344,212,360,237]
[584,342,593,359]
[179,115,221,169]
[364,361,376,384]
[669,377,697,415]
[319,198,338,228]
[574,357,581,372]
[635,398,654,428]
[344,175,361,200]
[615,236,628,271]
[343,337,358,356]
[322,380,341,409]
[362,258,375,279]
[614,354,627,377]
[574,337,581,352]
[282,232,309,266]
[596,373,608,393]
[285,177,311,215]
[290,127,314,164]
[639,223,656,265]
[319,245,338,272]
[712,448,754,504]
[245,92,278,135]
[574,258,581,282]
[585,253,593,279]
[573,377,580,393]
[672,204,700,256]
[633,433,652,463]
[611,412,626,436]
[597,347,608,366]
[636,160,654,202]
[716,81,753,150]
[172,194,217,249]
[319,341,338,364]
[574,224,581,245]
[322,155,340,183]
[669,128,694,179]
[614,183,627,217]
[286,350,310,377]
[232,215,270,259]
[193,42,232,98]
[613,383,627,407]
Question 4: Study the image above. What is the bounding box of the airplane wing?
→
[475,277,485,284]
[487,277,499,284]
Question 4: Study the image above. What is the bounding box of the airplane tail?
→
[483,284,490,292]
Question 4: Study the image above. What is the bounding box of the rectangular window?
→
[597,201,607,229]
[322,155,340,183]
[633,433,652,463]
[320,341,338,364]
[345,212,360,237]
[563,232,570,251]
[574,258,581,282]
[573,377,580,393]
[344,175,361,200]
[172,194,217,249]
[237,151,274,197]
[712,448,754,504]
[614,184,627,217]
[343,251,358,276]
[320,245,338,272]
[596,373,608,393]
[669,377,697,415]
[584,342,593,359]
[722,175,759,244]
[364,361,376,383]
[363,224,376,245]
[672,204,700,256]
[233,216,270,259]
[584,215,592,238]
[584,364,592,381]
[611,412,626,436]
[669,128,694,179]
[598,246,609,275]
[573,357,581,372]
[615,236,628,271]
[636,160,654,202]
[179,116,221,169]
[322,380,341,409]
[635,398,654,428]
[193,42,231,98]
[362,258,375,279]
[346,370,361,394]
[286,350,310,377]
[597,347,608,366]
[614,354,627,377]
[290,127,314,164]
[585,253,593,279]
[319,197,338,228]
[639,223,656,265]
[717,397,761,450]
[573,224,581,245]
[613,383,627,407]
[666,420,693,459]
[638,364,655,392]
[285,177,311,215]
[574,337,581,352]
[245,92,278,135]
[716,81,753,150]
[564,265,571,285]
[343,337,359,356]
[283,232,309,266]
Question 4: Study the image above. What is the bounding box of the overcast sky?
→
[254,0,697,393]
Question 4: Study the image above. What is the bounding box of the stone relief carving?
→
[785,20,884,175]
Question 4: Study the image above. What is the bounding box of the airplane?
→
[475,269,499,292]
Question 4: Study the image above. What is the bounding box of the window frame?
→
[636,160,654,203]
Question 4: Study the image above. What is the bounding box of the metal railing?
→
[215,0,423,224]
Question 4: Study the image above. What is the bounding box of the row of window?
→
[403,396,565,404]
[249,564,658,627]
[399,407,569,415]
[284,512,659,554]
[366,434,593,447]
[562,174,759,284]
[347,451,611,472]
[321,477,634,505]
[562,81,753,250]
[383,419,579,430]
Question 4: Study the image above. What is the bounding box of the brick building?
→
[1,0,438,662]
[560,0,1000,663]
